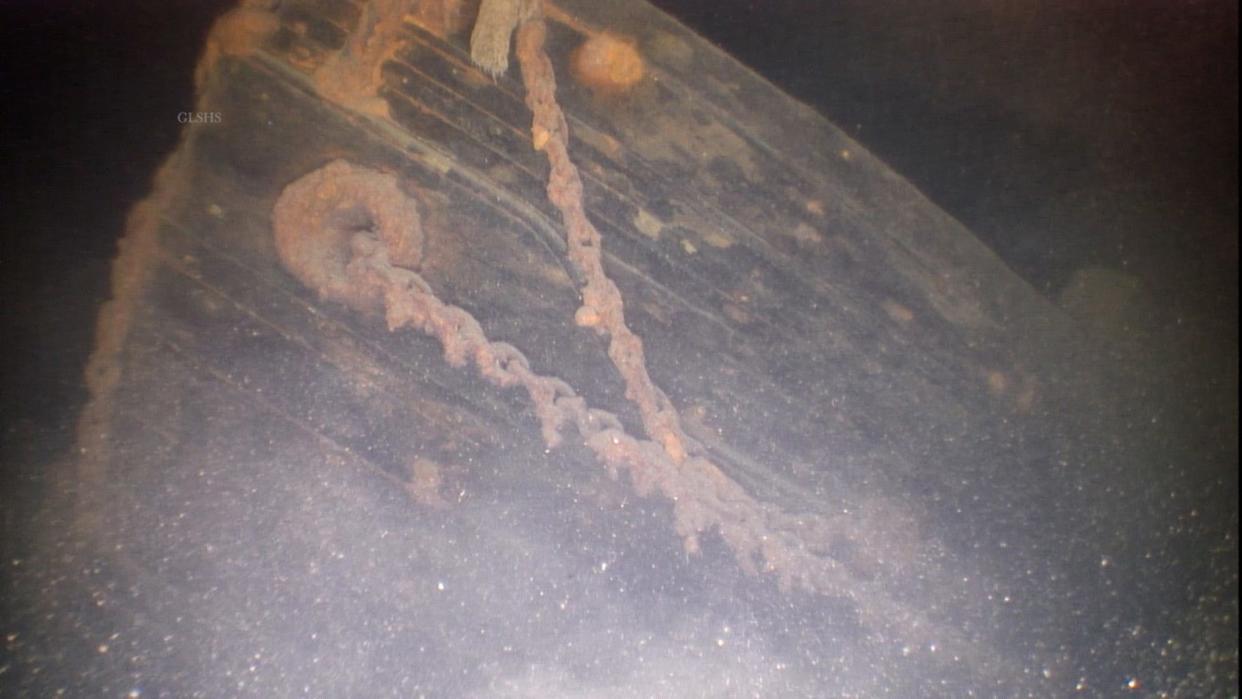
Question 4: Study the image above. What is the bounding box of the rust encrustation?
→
[313,0,412,116]
[270,0,986,667]
[271,159,423,313]
[408,0,473,39]
[193,0,281,91]
[514,10,694,467]
[269,0,897,610]
[271,108,976,677]
[570,31,645,98]
[272,160,847,597]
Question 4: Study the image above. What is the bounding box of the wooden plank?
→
[18,1,1203,696]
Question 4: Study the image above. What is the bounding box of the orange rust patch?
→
[882,299,915,324]
[194,3,280,90]
[722,302,751,325]
[531,125,551,150]
[574,305,601,329]
[313,0,413,117]
[570,32,645,97]
[407,0,472,39]
[790,222,824,246]
[985,367,1039,412]
[986,369,1008,396]
[406,457,451,509]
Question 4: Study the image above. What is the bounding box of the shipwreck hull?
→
[9,0,1212,695]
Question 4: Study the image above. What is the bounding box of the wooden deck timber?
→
[32,0,1214,695]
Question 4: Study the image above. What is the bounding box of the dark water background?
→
[1,1,1235,694]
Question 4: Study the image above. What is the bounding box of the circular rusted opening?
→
[327,204,379,237]
[271,160,424,311]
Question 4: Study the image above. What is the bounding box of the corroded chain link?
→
[268,0,994,664]
[514,12,701,467]
[342,230,847,594]
[347,233,621,450]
